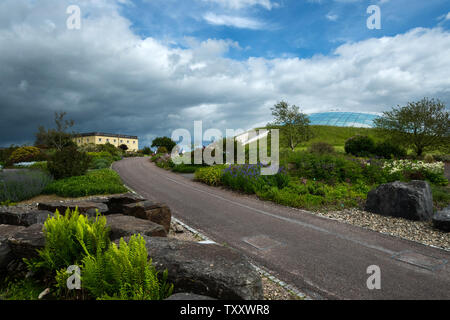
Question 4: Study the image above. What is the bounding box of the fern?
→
[82,234,173,300]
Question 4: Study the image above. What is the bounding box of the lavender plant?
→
[0,170,53,203]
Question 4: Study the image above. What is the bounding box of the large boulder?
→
[38,201,108,216]
[365,180,434,221]
[7,224,45,260]
[123,201,171,233]
[433,206,450,232]
[106,214,166,241]
[103,193,146,214]
[0,225,26,270]
[137,237,263,300]
[0,207,52,227]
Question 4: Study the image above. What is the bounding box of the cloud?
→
[326,13,339,21]
[203,12,265,29]
[0,0,449,148]
[201,0,276,10]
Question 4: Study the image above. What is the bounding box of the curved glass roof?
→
[308,112,379,128]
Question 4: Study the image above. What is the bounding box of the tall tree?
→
[269,101,311,151]
[35,111,76,151]
[374,98,450,156]
[151,137,176,153]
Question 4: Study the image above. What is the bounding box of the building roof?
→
[76,132,138,139]
[308,112,379,128]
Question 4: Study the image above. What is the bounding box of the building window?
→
[120,140,123,143]
[99,138,102,142]
[78,140,81,143]
[107,139,109,142]
[133,141,135,144]
[127,140,129,143]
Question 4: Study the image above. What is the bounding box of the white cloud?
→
[326,13,339,21]
[202,0,276,10]
[203,12,265,29]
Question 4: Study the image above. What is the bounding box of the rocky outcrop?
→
[102,193,146,214]
[0,208,52,227]
[106,214,167,241]
[365,180,434,221]
[137,236,263,300]
[7,224,45,260]
[123,201,171,233]
[433,206,450,232]
[38,201,109,216]
[0,225,26,270]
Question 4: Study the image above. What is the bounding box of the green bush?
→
[308,142,335,155]
[81,234,173,300]
[0,170,53,203]
[345,135,375,157]
[157,146,168,154]
[48,146,91,180]
[43,169,128,197]
[172,164,202,173]
[373,141,406,159]
[8,146,45,164]
[194,166,225,186]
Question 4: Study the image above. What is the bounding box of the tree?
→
[151,137,176,153]
[374,98,450,157]
[119,144,129,152]
[269,101,311,151]
[35,112,76,151]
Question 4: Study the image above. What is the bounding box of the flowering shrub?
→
[383,160,448,185]
[194,165,225,186]
[222,163,290,194]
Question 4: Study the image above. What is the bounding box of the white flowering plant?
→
[383,159,448,186]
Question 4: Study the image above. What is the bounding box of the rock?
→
[37,201,108,216]
[104,193,146,214]
[165,293,216,300]
[365,180,434,221]
[0,208,52,227]
[106,214,167,241]
[433,206,450,232]
[171,221,185,234]
[0,225,26,270]
[123,201,171,233]
[8,224,45,260]
[137,237,263,300]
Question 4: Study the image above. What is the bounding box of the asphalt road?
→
[113,158,450,300]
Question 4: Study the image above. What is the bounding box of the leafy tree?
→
[141,146,152,155]
[151,137,176,153]
[374,98,450,157]
[269,101,311,151]
[35,112,76,151]
[119,144,128,152]
[47,145,91,179]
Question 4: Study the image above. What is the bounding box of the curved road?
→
[113,158,450,300]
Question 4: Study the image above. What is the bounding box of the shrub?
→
[43,169,128,197]
[345,135,375,157]
[308,142,335,155]
[195,166,225,186]
[29,209,110,273]
[382,159,448,185]
[0,170,53,202]
[47,146,91,180]
[172,164,202,173]
[81,235,173,300]
[433,154,450,163]
[373,141,406,159]
[157,146,168,154]
[8,146,44,164]
[424,154,435,163]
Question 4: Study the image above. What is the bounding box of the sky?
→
[0,0,449,147]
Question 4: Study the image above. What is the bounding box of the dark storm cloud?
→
[0,0,449,148]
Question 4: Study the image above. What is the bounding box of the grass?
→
[43,169,128,197]
[0,278,45,300]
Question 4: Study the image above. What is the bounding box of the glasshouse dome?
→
[308,112,379,128]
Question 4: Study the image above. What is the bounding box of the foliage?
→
[374,97,450,156]
[269,101,312,151]
[372,141,407,159]
[0,169,53,203]
[81,234,173,300]
[0,278,45,300]
[344,135,375,157]
[171,164,202,173]
[431,184,450,210]
[119,144,128,152]
[307,142,335,155]
[35,112,76,151]
[87,151,121,169]
[157,146,168,154]
[194,165,225,186]
[43,169,128,197]
[8,146,45,164]
[29,209,110,273]
[382,160,448,186]
[151,137,176,153]
[222,164,290,194]
[47,145,91,180]
[141,146,153,155]
[0,145,19,165]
